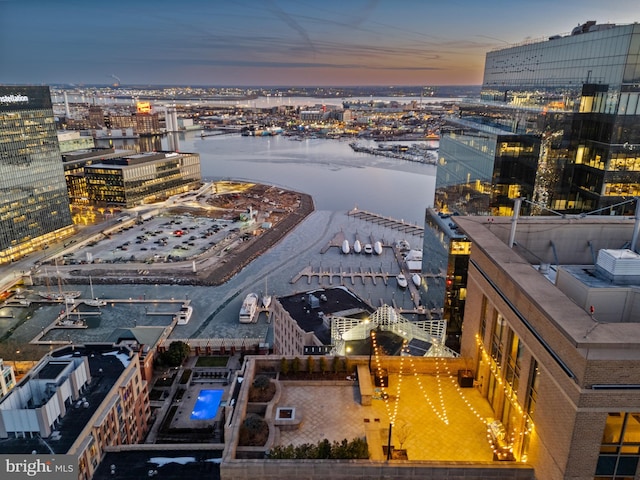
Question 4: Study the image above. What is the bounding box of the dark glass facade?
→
[85,151,201,207]
[0,86,74,263]
[439,22,640,216]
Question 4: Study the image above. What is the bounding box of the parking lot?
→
[61,213,245,266]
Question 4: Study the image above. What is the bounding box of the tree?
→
[280,357,290,376]
[319,356,328,375]
[253,374,270,390]
[332,356,340,374]
[291,357,301,374]
[162,341,190,366]
[395,419,412,450]
[306,356,314,374]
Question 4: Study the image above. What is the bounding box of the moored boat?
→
[262,277,272,309]
[396,274,408,288]
[353,240,362,254]
[364,243,373,254]
[341,239,350,254]
[239,293,259,323]
[374,241,383,255]
[177,305,193,325]
[397,239,411,252]
[412,273,422,287]
[85,276,106,307]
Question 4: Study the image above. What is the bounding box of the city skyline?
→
[1,0,638,87]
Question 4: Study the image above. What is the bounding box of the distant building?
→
[299,110,325,122]
[439,21,640,216]
[58,131,95,153]
[0,344,150,480]
[0,85,75,263]
[88,105,105,128]
[62,147,129,205]
[455,213,640,479]
[84,151,201,208]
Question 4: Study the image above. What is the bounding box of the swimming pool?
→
[190,389,224,420]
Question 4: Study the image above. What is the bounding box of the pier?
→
[347,209,424,236]
[294,224,439,312]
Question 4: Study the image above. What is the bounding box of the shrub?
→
[291,357,301,374]
[252,374,270,390]
[239,414,269,446]
[319,357,328,375]
[332,356,340,374]
[280,357,290,376]
[267,437,369,459]
[306,356,314,373]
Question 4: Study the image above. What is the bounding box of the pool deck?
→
[171,382,227,429]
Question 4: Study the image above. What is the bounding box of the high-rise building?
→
[438,21,640,216]
[454,213,640,480]
[0,86,74,263]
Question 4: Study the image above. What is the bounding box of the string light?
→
[370,331,535,461]
[472,334,536,461]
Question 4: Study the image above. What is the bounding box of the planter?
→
[457,369,474,388]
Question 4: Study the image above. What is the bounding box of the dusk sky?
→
[1,0,638,87]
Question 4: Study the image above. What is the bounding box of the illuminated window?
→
[596,413,640,479]
[524,360,539,421]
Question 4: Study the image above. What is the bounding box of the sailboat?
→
[39,262,81,301]
[262,277,272,309]
[85,276,106,307]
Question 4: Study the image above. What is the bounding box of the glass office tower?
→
[0,86,74,263]
[439,21,640,216]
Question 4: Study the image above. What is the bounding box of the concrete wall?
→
[221,459,534,480]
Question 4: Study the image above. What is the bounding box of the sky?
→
[0,0,638,87]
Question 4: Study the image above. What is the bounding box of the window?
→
[480,296,489,341]
[596,413,640,479]
[490,313,506,367]
[504,332,522,393]
[524,359,539,421]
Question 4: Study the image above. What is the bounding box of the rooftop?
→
[278,287,374,344]
[0,344,131,454]
[453,214,640,351]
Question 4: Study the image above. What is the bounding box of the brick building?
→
[454,214,640,479]
[0,344,150,480]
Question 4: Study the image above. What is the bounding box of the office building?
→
[454,213,640,479]
[0,344,150,480]
[0,85,75,263]
[84,151,201,208]
[438,21,640,216]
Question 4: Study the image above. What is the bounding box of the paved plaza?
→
[275,372,496,462]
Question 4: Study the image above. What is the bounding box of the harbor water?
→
[7,134,447,346]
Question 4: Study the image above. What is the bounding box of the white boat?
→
[396,274,408,288]
[353,240,362,254]
[239,293,259,323]
[364,243,373,254]
[262,277,272,309]
[412,273,422,287]
[177,305,193,325]
[341,239,350,254]
[374,241,383,255]
[262,294,272,309]
[85,276,106,307]
[397,239,411,252]
[38,263,81,301]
